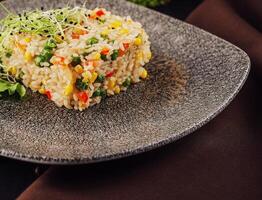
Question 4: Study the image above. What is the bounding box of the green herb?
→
[75,78,88,91]
[41,49,53,61]
[100,54,107,61]
[122,77,131,87]
[71,56,81,67]
[0,79,26,98]
[35,39,56,67]
[93,88,106,98]
[35,55,46,67]
[83,51,92,57]
[44,39,57,50]
[95,74,105,83]
[100,89,107,98]
[92,88,102,97]
[86,37,99,45]
[98,19,106,24]
[111,49,119,61]
[101,34,109,41]
[0,6,85,41]
[5,51,12,58]
[92,88,106,98]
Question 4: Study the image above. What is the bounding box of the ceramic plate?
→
[0,0,250,164]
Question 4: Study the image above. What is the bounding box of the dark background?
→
[0,0,202,199]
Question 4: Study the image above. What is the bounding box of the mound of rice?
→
[0,7,151,110]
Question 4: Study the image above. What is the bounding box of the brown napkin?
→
[18,1,262,199]
[187,0,262,75]
[18,75,262,200]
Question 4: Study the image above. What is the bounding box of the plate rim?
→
[0,0,251,165]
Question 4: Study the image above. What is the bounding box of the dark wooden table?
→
[0,1,202,199]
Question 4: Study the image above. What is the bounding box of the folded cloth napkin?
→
[18,1,262,199]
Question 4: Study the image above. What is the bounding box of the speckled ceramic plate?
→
[0,0,250,164]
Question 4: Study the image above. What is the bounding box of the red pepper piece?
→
[78,92,89,103]
[118,49,125,57]
[96,10,105,17]
[106,70,115,78]
[45,90,52,100]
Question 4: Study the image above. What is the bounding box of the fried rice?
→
[0,7,151,110]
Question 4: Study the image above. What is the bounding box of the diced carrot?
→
[118,43,130,57]
[52,55,65,65]
[123,43,130,50]
[93,60,100,67]
[72,29,88,39]
[84,60,100,68]
[72,32,80,39]
[15,41,27,52]
[101,48,110,55]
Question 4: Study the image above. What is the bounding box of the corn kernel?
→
[24,37,31,43]
[139,67,148,79]
[136,51,143,61]
[119,28,129,35]
[90,72,98,83]
[15,41,26,52]
[39,88,46,94]
[114,85,121,94]
[92,52,101,60]
[127,19,133,24]
[74,65,84,74]
[108,77,116,89]
[74,28,82,35]
[101,29,110,36]
[42,79,47,85]
[134,37,142,46]
[82,77,89,83]
[54,35,63,43]
[82,71,91,82]
[147,52,152,60]
[64,84,73,96]
[111,20,122,29]
[8,67,17,76]
[24,52,32,62]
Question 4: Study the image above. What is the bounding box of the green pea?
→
[92,88,107,98]
[111,49,119,61]
[76,78,88,91]
[100,89,107,98]
[95,74,105,83]
[92,89,101,97]
[86,37,99,45]
[71,56,81,67]
[100,54,107,61]
[122,77,131,87]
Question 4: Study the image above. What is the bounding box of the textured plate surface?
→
[0,0,250,164]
